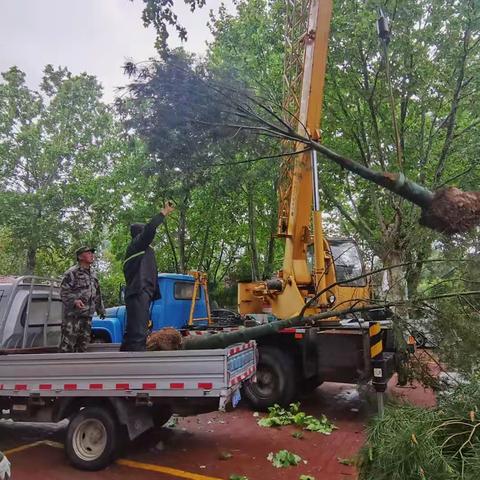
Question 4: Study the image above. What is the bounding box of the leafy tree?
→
[0,65,124,274]
[137,0,207,54]
[320,0,480,301]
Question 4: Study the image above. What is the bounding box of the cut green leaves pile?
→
[258,402,336,435]
[267,450,302,468]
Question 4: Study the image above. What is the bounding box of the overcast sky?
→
[0,0,230,103]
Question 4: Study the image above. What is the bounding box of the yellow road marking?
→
[5,440,222,480]
[4,440,63,455]
[4,441,45,455]
[117,459,223,480]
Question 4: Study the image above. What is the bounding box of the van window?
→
[20,298,63,327]
[174,282,200,300]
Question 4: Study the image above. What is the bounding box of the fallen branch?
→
[183,290,480,350]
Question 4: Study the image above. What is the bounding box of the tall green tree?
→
[321,0,480,301]
[0,65,124,274]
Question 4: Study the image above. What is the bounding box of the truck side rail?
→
[0,342,256,399]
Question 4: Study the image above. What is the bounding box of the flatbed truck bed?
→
[0,341,256,470]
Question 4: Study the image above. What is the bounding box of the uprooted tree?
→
[149,65,480,237]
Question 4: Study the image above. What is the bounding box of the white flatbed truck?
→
[0,277,256,470]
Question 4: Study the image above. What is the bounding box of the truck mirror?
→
[119,284,126,305]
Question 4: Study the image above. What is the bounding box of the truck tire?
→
[66,406,118,471]
[243,346,296,411]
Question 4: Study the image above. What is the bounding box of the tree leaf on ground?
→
[258,403,336,434]
[267,450,302,468]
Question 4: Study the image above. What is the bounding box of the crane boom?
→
[239,0,370,319]
[282,0,332,284]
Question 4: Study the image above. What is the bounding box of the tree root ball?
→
[147,327,184,351]
[420,187,480,234]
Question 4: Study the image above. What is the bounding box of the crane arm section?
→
[281,0,332,285]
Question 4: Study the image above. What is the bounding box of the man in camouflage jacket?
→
[59,246,106,353]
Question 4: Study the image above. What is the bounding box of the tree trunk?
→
[405,241,432,298]
[381,248,408,318]
[24,247,37,275]
[178,205,187,273]
[247,186,260,281]
[263,183,277,279]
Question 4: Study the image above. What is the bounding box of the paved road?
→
[1,379,435,480]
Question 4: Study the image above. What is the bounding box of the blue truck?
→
[91,273,209,343]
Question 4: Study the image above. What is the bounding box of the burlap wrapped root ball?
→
[147,327,184,351]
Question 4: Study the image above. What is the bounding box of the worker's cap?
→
[75,246,96,259]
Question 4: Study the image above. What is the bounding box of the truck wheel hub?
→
[254,366,276,396]
[72,419,107,461]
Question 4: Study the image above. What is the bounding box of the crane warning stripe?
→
[370,342,383,359]
[369,323,381,336]
[369,321,383,359]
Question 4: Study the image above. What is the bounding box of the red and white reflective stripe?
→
[0,381,221,392]
[182,330,210,337]
[229,366,256,386]
[198,382,213,390]
[280,328,306,334]
[228,340,255,356]
[169,383,185,389]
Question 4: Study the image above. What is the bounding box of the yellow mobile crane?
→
[238,0,398,409]
[239,0,371,319]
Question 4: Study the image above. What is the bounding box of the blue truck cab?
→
[91,273,208,343]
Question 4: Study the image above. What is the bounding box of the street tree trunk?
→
[24,246,37,275]
[247,186,260,281]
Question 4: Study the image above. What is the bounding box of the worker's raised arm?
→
[131,201,175,252]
